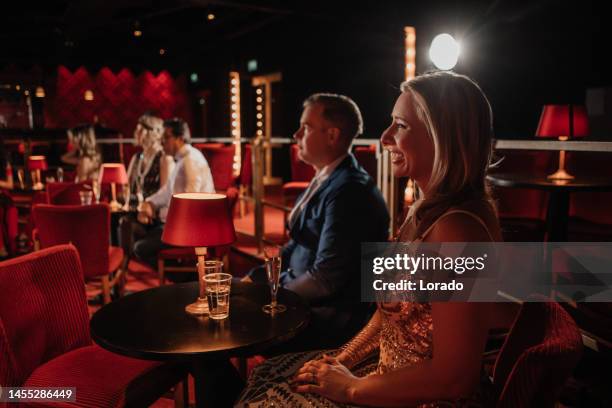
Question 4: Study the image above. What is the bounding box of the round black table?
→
[90,280,310,407]
[487,173,612,241]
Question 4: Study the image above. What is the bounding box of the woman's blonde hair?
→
[68,124,100,160]
[137,113,164,150]
[400,71,495,236]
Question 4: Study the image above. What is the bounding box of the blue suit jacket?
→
[280,154,389,339]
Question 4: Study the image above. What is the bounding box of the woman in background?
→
[61,124,102,182]
[119,113,174,257]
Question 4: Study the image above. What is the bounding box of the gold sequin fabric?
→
[377,301,433,374]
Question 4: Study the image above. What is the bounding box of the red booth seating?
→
[0,245,186,407]
[33,204,124,304]
[491,298,582,407]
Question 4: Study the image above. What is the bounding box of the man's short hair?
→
[164,118,191,143]
[303,93,363,143]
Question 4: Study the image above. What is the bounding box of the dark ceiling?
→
[1,0,607,138]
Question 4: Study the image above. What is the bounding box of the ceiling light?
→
[207,13,215,21]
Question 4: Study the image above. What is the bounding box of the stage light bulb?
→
[429,33,460,70]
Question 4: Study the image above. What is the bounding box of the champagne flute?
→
[262,245,286,314]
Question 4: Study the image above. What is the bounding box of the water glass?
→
[204,273,232,320]
[79,190,93,205]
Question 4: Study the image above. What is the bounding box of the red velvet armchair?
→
[33,203,124,304]
[492,299,582,407]
[0,245,186,407]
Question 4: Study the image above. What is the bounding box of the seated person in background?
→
[61,124,102,182]
[246,93,390,351]
[118,113,175,257]
[133,118,215,269]
[236,72,519,407]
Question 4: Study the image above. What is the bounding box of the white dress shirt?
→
[146,144,215,222]
[287,153,348,226]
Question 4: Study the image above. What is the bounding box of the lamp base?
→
[185,297,210,315]
[547,169,574,181]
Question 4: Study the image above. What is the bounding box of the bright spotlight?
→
[429,34,460,70]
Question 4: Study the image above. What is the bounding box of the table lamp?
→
[27,155,47,190]
[536,104,589,180]
[162,192,236,315]
[99,163,128,211]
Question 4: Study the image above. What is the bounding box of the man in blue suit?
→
[248,93,390,350]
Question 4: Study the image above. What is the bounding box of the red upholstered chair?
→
[46,181,93,205]
[282,144,315,206]
[32,204,124,304]
[491,299,582,407]
[198,144,237,191]
[0,244,186,407]
[353,144,377,180]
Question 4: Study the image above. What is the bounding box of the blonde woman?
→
[126,113,175,206]
[119,113,174,257]
[61,124,102,182]
[236,72,518,407]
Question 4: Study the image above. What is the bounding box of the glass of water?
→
[262,245,287,314]
[204,272,232,320]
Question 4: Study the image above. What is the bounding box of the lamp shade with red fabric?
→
[27,155,48,170]
[99,163,128,184]
[535,105,589,138]
[162,193,236,248]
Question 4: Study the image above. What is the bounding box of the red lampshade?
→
[27,155,48,170]
[535,105,589,138]
[162,193,236,248]
[99,163,128,184]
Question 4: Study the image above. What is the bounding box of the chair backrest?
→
[290,144,315,182]
[199,144,236,190]
[493,299,582,407]
[33,204,111,279]
[46,181,93,205]
[0,245,91,387]
[353,144,377,179]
